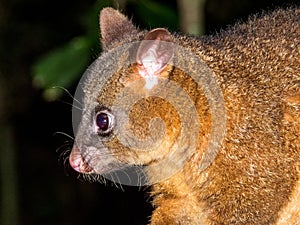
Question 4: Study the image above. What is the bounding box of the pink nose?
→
[69,144,93,173]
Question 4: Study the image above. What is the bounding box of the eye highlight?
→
[94,108,114,136]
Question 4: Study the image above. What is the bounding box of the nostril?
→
[69,145,82,172]
[69,144,94,173]
[69,153,81,172]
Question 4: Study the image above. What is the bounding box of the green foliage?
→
[32,37,91,101]
[31,0,113,101]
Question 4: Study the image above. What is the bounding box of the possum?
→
[69,7,300,225]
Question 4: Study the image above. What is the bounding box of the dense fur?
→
[158,8,300,225]
[70,7,300,225]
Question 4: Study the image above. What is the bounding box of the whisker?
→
[110,172,124,190]
[56,141,72,154]
[56,143,68,154]
[52,86,83,107]
[99,174,107,185]
[59,100,83,111]
[63,148,72,162]
[115,171,127,189]
[54,131,74,140]
[136,166,146,188]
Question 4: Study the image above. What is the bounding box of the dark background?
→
[0,0,299,224]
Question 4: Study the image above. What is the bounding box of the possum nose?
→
[69,144,94,174]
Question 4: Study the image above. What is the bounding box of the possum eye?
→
[95,109,114,136]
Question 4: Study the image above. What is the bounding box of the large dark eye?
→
[95,110,114,136]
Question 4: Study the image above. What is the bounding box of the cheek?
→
[129,99,181,160]
[128,98,181,140]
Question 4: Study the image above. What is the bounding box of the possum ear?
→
[136,28,174,82]
[100,7,138,50]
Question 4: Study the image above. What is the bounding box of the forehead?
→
[96,65,142,106]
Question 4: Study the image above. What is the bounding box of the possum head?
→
[69,8,224,185]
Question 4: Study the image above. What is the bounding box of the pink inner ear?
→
[136,28,174,89]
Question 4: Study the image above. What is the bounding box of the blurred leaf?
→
[134,0,178,30]
[32,1,116,101]
[32,36,91,101]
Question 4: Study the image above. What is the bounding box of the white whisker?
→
[52,86,83,107]
[54,132,74,140]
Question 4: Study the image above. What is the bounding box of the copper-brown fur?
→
[70,7,300,225]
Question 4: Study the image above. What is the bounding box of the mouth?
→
[69,144,150,185]
[69,144,94,174]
